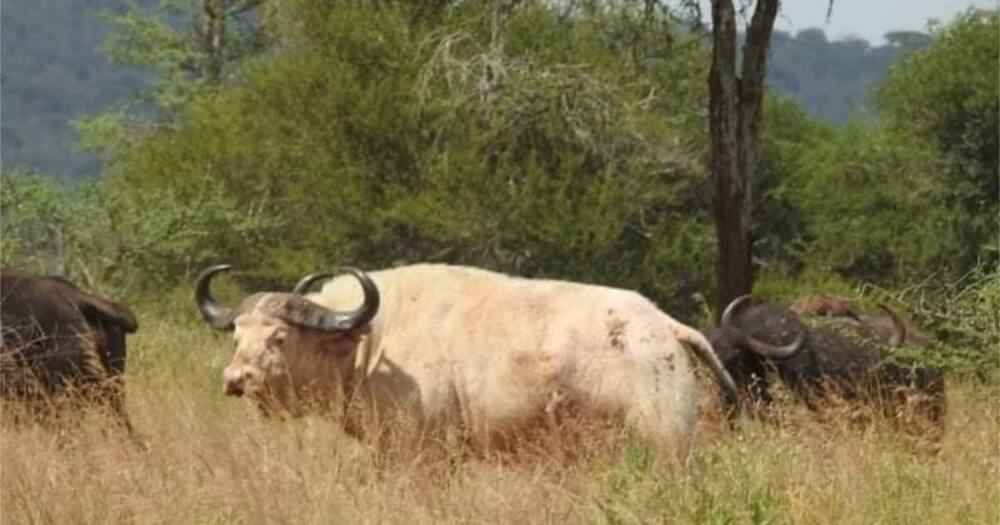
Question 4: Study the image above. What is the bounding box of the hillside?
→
[0,0,146,179]
[767,28,930,123]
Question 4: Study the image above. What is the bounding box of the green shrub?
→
[876,9,999,268]
[99,182,285,290]
[1,171,72,273]
[97,1,716,315]
[1,171,283,294]
[0,172,114,291]
[886,264,999,379]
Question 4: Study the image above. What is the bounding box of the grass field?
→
[2,308,998,525]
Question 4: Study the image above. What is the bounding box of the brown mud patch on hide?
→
[662,353,676,372]
[605,315,628,353]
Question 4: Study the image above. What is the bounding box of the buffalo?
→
[708,294,945,433]
[196,263,739,458]
[1,271,138,430]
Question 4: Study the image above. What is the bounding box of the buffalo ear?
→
[76,295,139,333]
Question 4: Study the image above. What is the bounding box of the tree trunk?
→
[201,0,225,83]
[708,0,779,318]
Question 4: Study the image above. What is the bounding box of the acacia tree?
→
[707,0,779,315]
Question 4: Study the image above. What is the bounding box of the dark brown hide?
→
[0,271,137,429]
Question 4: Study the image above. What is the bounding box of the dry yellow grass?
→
[2,310,998,524]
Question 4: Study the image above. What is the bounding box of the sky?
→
[689,0,999,44]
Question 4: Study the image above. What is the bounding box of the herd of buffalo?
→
[0,265,947,455]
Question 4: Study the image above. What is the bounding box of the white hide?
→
[226,264,725,456]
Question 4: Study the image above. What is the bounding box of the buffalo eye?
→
[268,328,289,350]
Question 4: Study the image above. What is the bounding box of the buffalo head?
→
[707,295,807,408]
[195,265,379,415]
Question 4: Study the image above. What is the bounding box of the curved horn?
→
[744,329,806,360]
[195,264,237,331]
[720,294,754,327]
[292,271,336,295]
[271,268,380,331]
[877,303,906,346]
[721,294,806,360]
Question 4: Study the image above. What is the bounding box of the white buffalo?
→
[196,264,737,457]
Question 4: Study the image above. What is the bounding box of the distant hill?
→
[0,0,146,179]
[767,28,931,123]
[0,1,930,178]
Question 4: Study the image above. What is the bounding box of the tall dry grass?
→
[2,308,998,525]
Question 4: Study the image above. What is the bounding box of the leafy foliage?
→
[894,265,998,378]
[787,126,962,282]
[753,10,999,285]
[0,171,282,293]
[75,0,271,163]
[99,181,285,289]
[876,8,1000,266]
[752,96,834,274]
[0,172,79,274]
[2,1,935,178]
[97,0,717,313]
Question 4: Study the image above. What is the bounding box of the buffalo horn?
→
[877,303,907,346]
[195,264,238,331]
[744,329,807,359]
[273,268,380,331]
[720,294,806,360]
[720,294,754,328]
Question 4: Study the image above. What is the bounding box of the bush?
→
[783,125,964,284]
[1,172,72,273]
[1,171,283,294]
[99,182,285,290]
[0,172,113,290]
[876,8,999,272]
[880,264,999,379]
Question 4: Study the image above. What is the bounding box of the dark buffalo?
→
[708,295,945,432]
[1,271,138,430]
